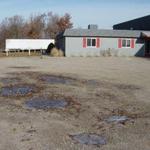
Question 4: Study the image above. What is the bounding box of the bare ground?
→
[0,56,150,150]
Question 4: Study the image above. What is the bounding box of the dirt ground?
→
[0,56,150,150]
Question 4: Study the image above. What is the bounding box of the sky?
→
[0,0,150,29]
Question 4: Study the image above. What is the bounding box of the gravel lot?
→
[0,56,150,150]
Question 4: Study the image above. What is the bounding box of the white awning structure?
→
[5,39,55,52]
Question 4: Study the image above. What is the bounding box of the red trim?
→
[96,38,100,48]
[118,38,122,48]
[83,37,86,48]
[131,39,135,48]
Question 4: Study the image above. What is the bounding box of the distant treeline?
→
[0,12,73,49]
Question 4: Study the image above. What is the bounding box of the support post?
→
[6,50,9,56]
[29,49,31,56]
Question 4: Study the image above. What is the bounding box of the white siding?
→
[65,37,145,57]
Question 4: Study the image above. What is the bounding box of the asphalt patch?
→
[70,133,107,146]
[25,97,68,109]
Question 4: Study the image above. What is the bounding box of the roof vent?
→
[88,24,98,30]
[130,27,134,30]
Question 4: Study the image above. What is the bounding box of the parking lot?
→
[0,56,150,150]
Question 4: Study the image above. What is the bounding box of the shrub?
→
[58,49,64,57]
[100,49,119,57]
[100,50,106,57]
[50,48,59,57]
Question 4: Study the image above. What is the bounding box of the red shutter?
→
[83,37,86,48]
[131,39,135,48]
[118,38,122,48]
[96,38,100,48]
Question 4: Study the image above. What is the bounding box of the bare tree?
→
[57,13,73,32]
[23,14,46,39]
[0,23,9,49]
[0,15,24,49]
[0,12,73,49]
[45,12,59,39]
[8,15,25,38]
[45,12,73,39]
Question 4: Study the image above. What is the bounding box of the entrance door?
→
[145,40,150,57]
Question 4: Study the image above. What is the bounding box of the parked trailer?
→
[5,39,55,56]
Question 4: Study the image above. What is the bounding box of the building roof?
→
[60,29,142,38]
[141,31,150,38]
[113,15,150,31]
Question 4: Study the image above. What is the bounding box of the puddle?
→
[86,80,99,86]
[70,133,106,146]
[106,116,129,123]
[0,78,21,84]
[114,83,140,90]
[0,85,35,97]
[25,97,68,109]
[40,75,75,85]
[10,66,32,69]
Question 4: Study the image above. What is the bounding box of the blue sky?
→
[0,0,150,29]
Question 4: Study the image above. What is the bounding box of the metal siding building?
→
[57,25,150,57]
[113,15,150,31]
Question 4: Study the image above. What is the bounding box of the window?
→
[122,39,131,48]
[83,37,100,48]
[92,39,96,46]
[87,38,96,47]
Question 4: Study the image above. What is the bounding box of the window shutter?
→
[96,38,100,48]
[118,38,122,48]
[131,39,135,48]
[83,37,86,48]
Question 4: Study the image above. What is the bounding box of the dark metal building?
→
[113,15,150,31]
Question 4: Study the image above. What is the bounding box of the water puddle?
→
[106,116,129,123]
[70,133,106,146]
[0,78,21,84]
[40,75,75,85]
[25,97,68,109]
[86,80,99,86]
[0,85,35,97]
[10,66,32,69]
